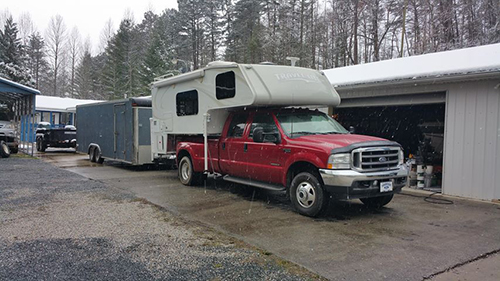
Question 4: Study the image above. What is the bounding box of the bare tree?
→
[17,12,35,45]
[0,9,10,31]
[98,19,115,53]
[67,26,81,98]
[45,14,67,96]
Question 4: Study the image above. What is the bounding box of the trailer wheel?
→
[178,156,203,186]
[89,147,96,162]
[289,172,328,217]
[0,141,11,158]
[360,194,394,209]
[36,138,46,152]
[94,147,104,164]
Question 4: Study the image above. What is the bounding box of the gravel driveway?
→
[0,157,321,281]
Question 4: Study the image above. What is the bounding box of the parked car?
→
[0,118,18,158]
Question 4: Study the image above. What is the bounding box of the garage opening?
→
[334,101,445,193]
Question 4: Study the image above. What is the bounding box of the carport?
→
[0,77,40,156]
[323,43,500,202]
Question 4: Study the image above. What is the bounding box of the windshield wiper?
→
[318,131,343,135]
[291,131,316,136]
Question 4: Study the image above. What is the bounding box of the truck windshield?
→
[276,111,348,138]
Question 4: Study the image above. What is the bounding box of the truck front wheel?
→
[178,156,203,186]
[360,194,393,209]
[290,172,328,217]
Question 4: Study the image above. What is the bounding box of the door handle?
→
[283,148,291,153]
[222,142,225,150]
[244,143,248,152]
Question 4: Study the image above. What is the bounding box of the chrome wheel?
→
[2,143,9,154]
[180,160,191,182]
[296,181,316,209]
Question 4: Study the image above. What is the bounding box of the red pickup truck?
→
[176,107,408,217]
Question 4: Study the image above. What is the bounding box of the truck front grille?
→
[352,147,400,172]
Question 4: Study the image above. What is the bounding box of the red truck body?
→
[175,108,408,217]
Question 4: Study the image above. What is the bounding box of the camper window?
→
[227,114,248,138]
[216,71,236,100]
[176,90,199,116]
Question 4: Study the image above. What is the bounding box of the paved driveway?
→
[40,151,500,280]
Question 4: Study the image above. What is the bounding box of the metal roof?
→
[323,43,500,89]
[0,77,40,102]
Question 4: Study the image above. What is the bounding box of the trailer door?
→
[114,103,127,160]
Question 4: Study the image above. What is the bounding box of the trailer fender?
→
[88,143,102,155]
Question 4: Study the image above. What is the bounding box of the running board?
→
[223,175,286,191]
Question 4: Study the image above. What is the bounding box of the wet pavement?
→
[37,149,500,280]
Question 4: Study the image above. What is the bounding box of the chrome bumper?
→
[319,166,409,187]
[318,166,409,199]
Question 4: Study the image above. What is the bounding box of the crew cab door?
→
[219,113,249,177]
[244,113,286,184]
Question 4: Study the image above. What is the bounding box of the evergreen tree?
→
[103,18,141,99]
[26,32,46,88]
[226,0,264,63]
[0,16,33,86]
[139,19,175,94]
[0,16,22,64]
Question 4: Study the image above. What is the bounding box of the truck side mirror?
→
[253,127,264,143]
[349,126,356,134]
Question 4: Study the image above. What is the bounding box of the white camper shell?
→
[150,61,341,164]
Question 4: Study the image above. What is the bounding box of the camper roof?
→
[152,62,341,108]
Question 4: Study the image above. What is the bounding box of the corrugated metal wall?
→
[443,80,500,200]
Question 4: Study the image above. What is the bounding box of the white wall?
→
[443,80,500,200]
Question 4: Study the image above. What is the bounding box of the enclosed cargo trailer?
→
[76,97,155,165]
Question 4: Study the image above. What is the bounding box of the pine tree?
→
[103,18,141,99]
[226,0,264,63]
[0,16,33,86]
[0,16,22,64]
[26,32,46,88]
[139,19,175,95]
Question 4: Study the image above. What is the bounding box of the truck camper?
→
[151,62,409,217]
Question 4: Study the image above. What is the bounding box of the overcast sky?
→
[3,0,178,53]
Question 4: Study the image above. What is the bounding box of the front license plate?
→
[380,181,393,192]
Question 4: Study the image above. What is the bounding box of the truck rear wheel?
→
[0,141,11,158]
[360,194,394,209]
[290,172,328,217]
[178,156,203,186]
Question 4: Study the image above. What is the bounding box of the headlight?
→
[327,153,351,169]
[399,150,404,165]
[6,124,14,129]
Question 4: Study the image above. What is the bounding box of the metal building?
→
[323,43,500,201]
[0,77,39,155]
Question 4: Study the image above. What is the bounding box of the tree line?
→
[1,0,499,100]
